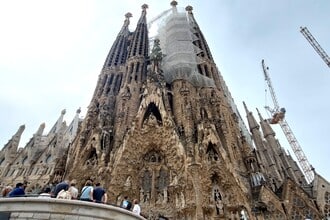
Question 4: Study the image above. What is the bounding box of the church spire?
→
[186,5,214,61]
[123,4,149,86]
[243,101,260,132]
[257,108,275,138]
[3,125,25,152]
[185,4,223,89]
[103,13,132,68]
[127,4,149,58]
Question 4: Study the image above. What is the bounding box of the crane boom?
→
[300,26,330,68]
[261,60,314,183]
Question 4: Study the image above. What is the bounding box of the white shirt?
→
[38,193,51,198]
[132,204,141,215]
[68,186,78,199]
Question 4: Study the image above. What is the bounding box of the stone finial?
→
[171,1,178,7]
[18,124,26,132]
[142,4,148,11]
[61,109,66,115]
[125,12,132,19]
[35,122,46,136]
[122,13,132,30]
[76,107,81,114]
[185,5,193,13]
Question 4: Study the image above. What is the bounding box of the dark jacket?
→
[8,187,25,197]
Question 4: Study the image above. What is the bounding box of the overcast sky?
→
[0,0,329,181]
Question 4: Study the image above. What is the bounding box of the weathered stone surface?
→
[0,2,328,220]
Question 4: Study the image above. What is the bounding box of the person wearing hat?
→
[8,182,25,197]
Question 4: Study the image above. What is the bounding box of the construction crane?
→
[262,59,314,183]
[300,26,330,68]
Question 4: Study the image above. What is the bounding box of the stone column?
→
[188,163,203,220]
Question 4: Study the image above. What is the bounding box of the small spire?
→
[137,4,148,24]
[171,1,178,13]
[256,108,267,122]
[243,102,259,132]
[257,108,275,138]
[18,124,26,133]
[119,12,132,35]
[124,12,132,26]
[243,101,249,114]
[13,125,25,140]
[127,3,149,58]
[35,123,46,136]
[256,108,263,121]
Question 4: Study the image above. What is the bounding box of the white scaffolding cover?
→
[154,8,215,87]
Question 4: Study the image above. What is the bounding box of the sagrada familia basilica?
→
[1,1,329,219]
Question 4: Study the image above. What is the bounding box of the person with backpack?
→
[120,196,132,210]
[80,180,94,202]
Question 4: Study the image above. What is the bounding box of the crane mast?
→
[261,60,314,183]
[262,60,280,114]
[300,26,330,68]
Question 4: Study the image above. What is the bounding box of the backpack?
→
[56,189,72,199]
[126,201,132,210]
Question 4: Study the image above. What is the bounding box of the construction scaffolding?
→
[152,7,215,87]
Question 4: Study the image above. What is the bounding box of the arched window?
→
[211,175,224,216]
[157,167,168,191]
[85,148,98,166]
[144,150,163,163]
[206,142,219,162]
[140,150,169,205]
[141,169,152,203]
[142,102,162,127]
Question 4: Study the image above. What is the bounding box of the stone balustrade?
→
[0,197,145,220]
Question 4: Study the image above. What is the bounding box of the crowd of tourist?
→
[1,180,142,216]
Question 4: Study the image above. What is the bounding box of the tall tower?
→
[64,2,324,219]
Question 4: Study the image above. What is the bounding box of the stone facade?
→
[0,109,82,193]
[1,1,329,220]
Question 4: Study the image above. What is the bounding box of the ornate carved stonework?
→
[1,2,328,220]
